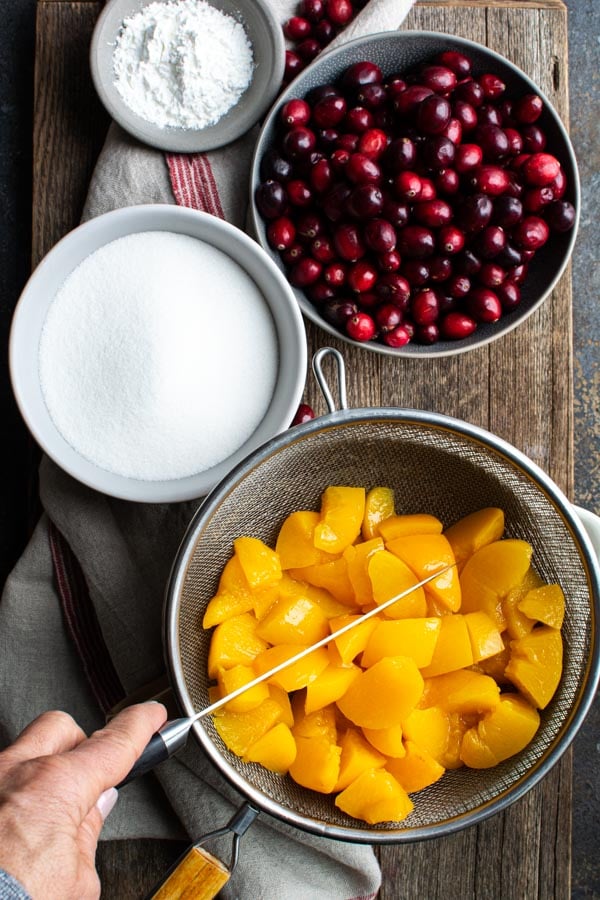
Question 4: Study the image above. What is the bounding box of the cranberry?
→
[417,95,452,134]
[382,197,410,228]
[508,263,529,284]
[378,249,401,271]
[401,259,430,287]
[428,256,452,282]
[479,73,506,100]
[314,18,335,45]
[284,51,304,82]
[322,183,352,221]
[267,216,296,250]
[307,281,335,303]
[514,93,543,124]
[447,274,470,298]
[286,179,312,206]
[310,236,336,262]
[455,143,483,173]
[313,95,347,128]
[478,262,506,287]
[419,65,457,94]
[324,262,347,287]
[467,287,502,323]
[454,80,484,107]
[456,193,493,232]
[416,323,440,344]
[513,215,550,250]
[335,134,359,154]
[348,260,378,292]
[322,299,357,326]
[453,100,478,132]
[521,124,547,153]
[476,124,509,160]
[393,84,434,117]
[333,223,366,260]
[412,288,439,325]
[375,303,403,332]
[474,225,506,259]
[310,158,333,193]
[280,99,310,129]
[398,225,436,258]
[387,77,408,100]
[291,403,316,426]
[364,218,397,252]
[477,104,503,128]
[384,137,417,172]
[346,311,376,342]
[418,178,437,202]
[284,16,312,40]
[255,180,287,219]
[329,148,350,173]
[441,311,477,340]
[342,60,383,90]
[523,186,555,213]
[492,195,523,228]
[295,212,323,241]
[281,242,304,265]
[413,199,452,228]
[260,149,293,183]
[549,167,567,199]
[545,200,576,232]
[283,126,316,159]
[421,136,455,170]
[290,257,322,286]
[307,84,338,104]
[442,118,463,145]
[318,128,339,149]
[383,324,412,348]
[346,152,381,185]
[375,273,411,307]
[344,107,373,133]
[357,84,387,110]
[496,280,521,311]
[504,127,524,155]
[469,164,510,196]
[496,243,523,269]
[456,249,482,276]
[357,291,379,310]
[435,168,460,196]
[358,128,388,159]
[393,170,422,201]
[435,50,472,78]
[522,152,561,186]
[346,183,384,218]
[438,225,465,255]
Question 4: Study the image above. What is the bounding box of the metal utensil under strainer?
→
[164,348,599,844]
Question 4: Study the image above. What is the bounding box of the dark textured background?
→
[0,1,598,894]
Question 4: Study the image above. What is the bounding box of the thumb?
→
[78,788,119,856]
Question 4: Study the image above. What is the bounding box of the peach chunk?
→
[208,613,268,679]
[217,665,269,713]
[275,510,332,570]
[367,551,427,618]
[337,656,424,729]
[460,539,533,629]
[361,618,441,669]
[402,707,449,765]
[334,729,387,791]
[289,736,341,793]
[328,614,379,666]
[460,695,540,768]
[203,555,254,628]
[268,685,294,726]
[362,486,395,541]
[518,584,565,630]
[244,723,297,774]
[255,594,329,646]
[378,513,443,542]
[505,626,563,709]
[335,768,414,824]
[214,696,285,757]
[234,536,282,591]
[313,486,366,554]
[277,575,350,620]
[421,669,500,716]
[305,664,361,714]
[385,533,460,612]
[292,698,338,743]
[444,507,505,571]
[464,611,505,662]
[386,741,445,793]
[362,724,405,758]
[289,558,358,607]
[502,567,545,639]
[253,644,329,692]
[344,538,384,605]
[419,615,473,678]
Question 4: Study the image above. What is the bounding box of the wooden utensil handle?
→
[148,846,230,900]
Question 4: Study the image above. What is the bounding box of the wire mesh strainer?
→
[165,348,599,844]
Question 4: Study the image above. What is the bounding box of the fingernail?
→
[96,787,118,821]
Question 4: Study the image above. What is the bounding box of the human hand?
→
[0,702,167,900]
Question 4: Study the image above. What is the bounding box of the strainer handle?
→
[312,347,348,412]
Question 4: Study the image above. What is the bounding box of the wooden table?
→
[33,1,573,896]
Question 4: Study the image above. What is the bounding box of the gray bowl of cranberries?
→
[249,30,579,356]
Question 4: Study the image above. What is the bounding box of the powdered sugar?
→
[112,0,254,130]
[38,231,278,481]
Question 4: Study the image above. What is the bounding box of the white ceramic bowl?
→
[10,205,307,502]
[90,0,285,153]
[249,31,580,358]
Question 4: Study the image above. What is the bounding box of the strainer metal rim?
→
[164,407,600,844]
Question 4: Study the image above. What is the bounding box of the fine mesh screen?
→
[171,415,595,840]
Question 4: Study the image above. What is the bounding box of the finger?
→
[66,702,167,810]
[0,710,87,766]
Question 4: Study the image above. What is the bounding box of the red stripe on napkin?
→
[166,153,225,219]
[48,520,125,714]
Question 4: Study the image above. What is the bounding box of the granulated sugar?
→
[112,0,254,130]
[38,231,278,481]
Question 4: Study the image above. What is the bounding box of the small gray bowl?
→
[249,31,580,358]
[91,0,285,153]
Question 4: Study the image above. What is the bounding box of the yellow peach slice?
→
[421,669,500,715]
[255,594,329,646]
[305,664,361,714]
[444,507,505,571]
[419,615,473,678]
[328,614,380,666]
[361,617,441,669]
[208,613,268,679]
[334,729,387,791]
[460,539,533,629]
[362,486,395,541]
[253,644,329,693]
[288,557,358,607]
[386,741,445,793]
[402,707,449,765]
[505,626,563,709]
[518,584,565,630]
[244,722,297,774]
[217,665,270,714]
[367,551,427,618]
[463,611,505,662]
[502,567,545,639]
[460,694,540,768]
[362,724,406,758]
[313,486,366,554]
[234,536,282,591]
[344,538,385,605]
[275,510,332,569]
[213,696,285,757]
[385,533,460,612]
[335,769,414,824]
[289,736,341,793]
[378,513,443,542]
[337,656,424,729]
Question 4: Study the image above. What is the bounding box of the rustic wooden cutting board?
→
[33,1,573,897]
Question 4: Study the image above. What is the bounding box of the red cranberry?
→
[358,128,388,159]
[281,242,304,265]
[387,77,407,100]
[453,100,478,132]
[474,225,506,259]
[290,257,322,286]
[435,50,472,78]
[454,80,484,107]
[322,299,357,326]
[523,186,555,213]
[310,158,333,193]
[296,38,321,61]
[521,124,547,153]
[442,117,463,145]
[479,73,506,99]
[441,311,477,339]
[514,93,543,124]
[260,149,293,183]
[267,216,296,250]
[314,18,335,45]
[428,256,452,282]
[393,170,422,201]
[255,180,287,219]
[336,133,360,153]
[383,197,410,228]
[549,167,567,199]
[522,152,561,186]
[398,225,436,258]
[455,143,483,173]
[291,403,316,426]
[295,212,323,241]
[508,263,529,284]
[393,84,434,117]
[378,249,401,272]
[492,195,523,228]
[375,303,403,332]
[344,107,373,133]
[307,281,335,303]
[412,288,439,325]
[318,128,339,149]
[383,324,412,348]
[324,262,347,287]
[438,225,465,255]
[310,236,335,263]
[364,218,397,252]
[346,312,376,342]
[470,164,510,196]
[384,137,417,172]
[418,178,437,202]
[280,99,311,128]
[513,215,550,250]
[456,249,482,276]
[477,104,503,128]
[413,199,452,228]
[476,124,509,160]
[545,200,576,232]
[375,273,411,307]
[435,168,460,196]
[329,148,350,173]
[342,60,383,90]
[401,259,430,287]
[417,95,452,134]
[496,280,521,311]
[322,183,352,221]
[447,274,470,298]
[286,179,312,206]
[478,262,506,287]
[348,260,378,293]
[357,83,387,110]
[422,136,456,169]
[357,291,379,310]
[496,243,523,269]
[346,183,384,218]
[284,16,312,40]
[284,51,304,81]
[333,223,366,260]
[415,323,440,344]
[283,127,316,159]
[456,193,493,232]
[504,127,524,155]
[419,65,457,94]
[467,287,502,323]
[313,95,347,128]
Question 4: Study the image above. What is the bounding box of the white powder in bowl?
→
[112,0,254,130]
[38,231,278,482]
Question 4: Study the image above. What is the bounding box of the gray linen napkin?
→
[1,0,417,895]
